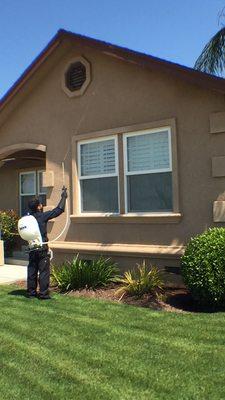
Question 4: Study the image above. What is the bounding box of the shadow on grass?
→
[8,289,28,297]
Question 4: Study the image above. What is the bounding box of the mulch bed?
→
[65,284,194,313]
[13,280,219,313]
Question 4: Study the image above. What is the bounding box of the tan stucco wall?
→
[0,166,18,211]
[0,38,225,266]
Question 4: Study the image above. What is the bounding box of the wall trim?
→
[73,118,177,140]
[70,213,182,224]
[0,143,46,159]
[50,241,185,258]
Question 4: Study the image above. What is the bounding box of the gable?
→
[0,37,224,185]
[1,29,225,129]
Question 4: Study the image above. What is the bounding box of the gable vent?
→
[62,56,91,97]
[66,62,86,92]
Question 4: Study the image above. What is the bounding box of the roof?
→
[1,28,225,113]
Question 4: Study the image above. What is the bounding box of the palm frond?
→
[194,27,225,75]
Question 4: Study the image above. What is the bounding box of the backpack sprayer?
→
[17,162,69,254]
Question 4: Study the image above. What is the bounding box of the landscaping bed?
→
[62,285,210,313]
[65,284,179,311]
[17,280,197,313]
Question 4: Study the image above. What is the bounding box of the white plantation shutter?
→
[80,139,116,177]
[127,131,170,173]
[78,136,119,213]
[125,129,173,212]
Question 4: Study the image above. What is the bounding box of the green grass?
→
[1,286,225,400]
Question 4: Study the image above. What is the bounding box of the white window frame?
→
[123,127,173,215]
[77,135,120,215]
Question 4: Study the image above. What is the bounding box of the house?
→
[1,29,225,284]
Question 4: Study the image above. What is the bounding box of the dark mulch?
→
[66,284,193,313]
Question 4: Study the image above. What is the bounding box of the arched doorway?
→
[0,144,46,261]
[0,144,46,216]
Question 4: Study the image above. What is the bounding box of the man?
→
[27,186,67,299]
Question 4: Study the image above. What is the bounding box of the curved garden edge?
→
[14,280,220,314]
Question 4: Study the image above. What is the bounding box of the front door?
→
[19,170,47,216]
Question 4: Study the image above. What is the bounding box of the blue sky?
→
[0,0,224,98]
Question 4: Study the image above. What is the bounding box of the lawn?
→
[0,285,225,400]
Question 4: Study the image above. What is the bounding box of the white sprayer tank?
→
[18,215,43,248]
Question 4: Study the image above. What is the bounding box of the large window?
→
[19,170,47,216]
[78,136,119,213]
[124,128,173,213]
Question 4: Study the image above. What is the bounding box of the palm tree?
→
[194,27,225,75]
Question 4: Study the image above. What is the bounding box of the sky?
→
[0,0,224,98]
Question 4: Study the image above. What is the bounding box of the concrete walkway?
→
[0,264,27,284]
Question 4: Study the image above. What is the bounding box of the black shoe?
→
[39,295,52,300]
[27,293,37,299]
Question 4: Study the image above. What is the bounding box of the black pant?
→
[27,250,50,297]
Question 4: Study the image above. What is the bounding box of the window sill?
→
[70,213,182,224]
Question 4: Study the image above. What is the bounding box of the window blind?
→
[80,139,116,177]
[127,131,170,172]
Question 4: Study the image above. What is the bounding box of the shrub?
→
[0,210,19,256]
[181,228,225,307]
[51,255,119,292]
[115,261,163,298]
[0,210,18,241]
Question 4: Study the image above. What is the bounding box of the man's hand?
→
[61,186,68,199]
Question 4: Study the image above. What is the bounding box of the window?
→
[78,137,119,213]
[124,128,173,213]
[19,170,47,216]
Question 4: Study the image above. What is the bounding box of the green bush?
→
[0,210,19,256]
[115,261,163,298]
[51,255,119,292]
[181,228,225,307]
[0,210,18,241]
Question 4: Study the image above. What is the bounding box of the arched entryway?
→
[0,143,46,262]
[0,143,46,216]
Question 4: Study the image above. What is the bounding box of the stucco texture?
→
[0,35,225,267]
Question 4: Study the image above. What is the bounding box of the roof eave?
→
[0,30,64,113]
[1,28,225,115]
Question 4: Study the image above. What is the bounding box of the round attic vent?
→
[66,62,86,92]
[62,56,91,97]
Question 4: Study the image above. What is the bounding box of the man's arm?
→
[42,187,68,222]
